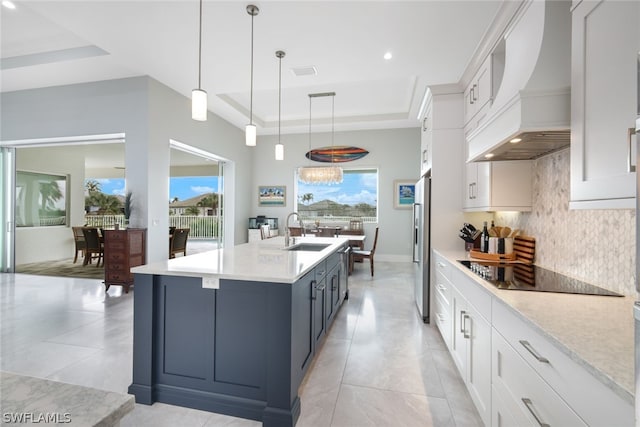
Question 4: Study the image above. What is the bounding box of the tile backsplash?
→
[494,148,636,296]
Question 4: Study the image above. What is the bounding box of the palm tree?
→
[300,193,314,205]
[197,193,219,215]
[85,179,101,193]
[170,196,179,203]
[39,181,63,211]
[185,206,200,216]
[85,192,122,214]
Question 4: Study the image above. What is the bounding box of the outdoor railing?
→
[84,215,219,239]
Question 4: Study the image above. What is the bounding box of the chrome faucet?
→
[285,212,305,247]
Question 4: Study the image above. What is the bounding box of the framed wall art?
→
[393,180,415,209]
[258,186,286,207]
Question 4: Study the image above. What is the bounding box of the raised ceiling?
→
[1,1,502,135]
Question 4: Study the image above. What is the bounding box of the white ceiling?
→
[1,0,502,136]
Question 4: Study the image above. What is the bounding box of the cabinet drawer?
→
[433,251,451,283]
[105,271,131,283]
[492,329,587,427]
[106,262,127,272]
[434,270,451,310]
[105,241,126,251]
[315,260,328,281]
[492,300,633,426]
[451,267,491,321]
[434,292,451,350]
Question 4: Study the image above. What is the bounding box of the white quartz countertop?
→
[132,236,348,284]
[0,371,134,426]
[435,249,635,404]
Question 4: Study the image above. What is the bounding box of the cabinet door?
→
[570,0,639,207]
[473,162,491,208]
[421,104,433,176]
[474,58,492,112]
[313,277,327,347]
[465,303,492,427]
[450,287,467,376]
[292,272,315,374]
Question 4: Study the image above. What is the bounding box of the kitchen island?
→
[127,236,350,427]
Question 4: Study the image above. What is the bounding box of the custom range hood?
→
[467,0,571,162]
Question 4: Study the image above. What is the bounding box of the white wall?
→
[1,76,252,264]
[252,128,421,261]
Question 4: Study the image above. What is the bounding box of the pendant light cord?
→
[249,11,254,125]
[197,0,202,89]
[331,94,335,165]
[278,53,282,143]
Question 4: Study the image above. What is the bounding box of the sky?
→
[89,170,376,206]
[90,177,219,202]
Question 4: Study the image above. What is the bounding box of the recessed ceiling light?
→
[384,52,392,60]
[2,1,16,9]
[484,153,495,159]
[509,138,522,144]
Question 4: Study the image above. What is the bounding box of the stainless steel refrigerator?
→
[413,174,431,323]
[634,51,640,425]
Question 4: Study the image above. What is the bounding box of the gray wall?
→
[251,128,421,261]
[1,76,252,263]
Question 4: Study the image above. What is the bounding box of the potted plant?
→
[124,191,133,227]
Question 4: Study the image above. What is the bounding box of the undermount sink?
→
[284,243,331,252]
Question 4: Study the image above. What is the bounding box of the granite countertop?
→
[0,371,134,426]
[132,236,348,284]
[435,249,634,405]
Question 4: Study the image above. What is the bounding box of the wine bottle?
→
[481,221,489,253]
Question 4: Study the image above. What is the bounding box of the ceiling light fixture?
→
[384,52,392,60]
[245,4,259,146]
[298,92,343,185]
[191,0,207,121]
[484,153,495,159]
[509,137,522,144]
[2,1,16,9]
[275,50,286,161]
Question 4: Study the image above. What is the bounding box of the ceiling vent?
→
[291,66,317,77]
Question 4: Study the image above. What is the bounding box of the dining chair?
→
[81,227,104,267]
[260,224,271,240]
[72,226,86,263]
[169,228,190,258]
[351,227,379,277]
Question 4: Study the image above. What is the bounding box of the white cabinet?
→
[492,329,587,427]
[463,160,533,211]
[570,0,639,209]
[464,56,493,131]
[433,253,453,351]
[492,299,633,427]
[420,101,433,176]
[450,270,492,427]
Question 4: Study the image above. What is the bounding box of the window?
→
[296,168,378,222]
[16,171,68,227]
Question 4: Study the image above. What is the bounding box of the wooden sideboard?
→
[103,228,146,293]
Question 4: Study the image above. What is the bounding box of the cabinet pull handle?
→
[316,283,326,292]
[423,117,429,132]
[627,127,636,173]
[437,283,446,292]
[470,87,475,105]
[519,340,549,363]
[472,84,478,102]
[468,183,473,200]
[311,280,317,300]
[437,262,446,268]
[522,398,550,427]
[459,310,466,333]
[332,276,337,291]
[463,314,471,339]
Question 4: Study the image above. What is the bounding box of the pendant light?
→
[245,4,259,146]
[191,0,207,121]
[275,50,285,161]
[298,92,343,184]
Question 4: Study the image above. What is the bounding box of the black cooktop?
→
[457,260,623,297]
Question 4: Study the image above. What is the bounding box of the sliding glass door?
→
[0,147,16,272]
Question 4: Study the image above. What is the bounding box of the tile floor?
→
[0,261,482,427]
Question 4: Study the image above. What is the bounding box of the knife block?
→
[465,234,482,252]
